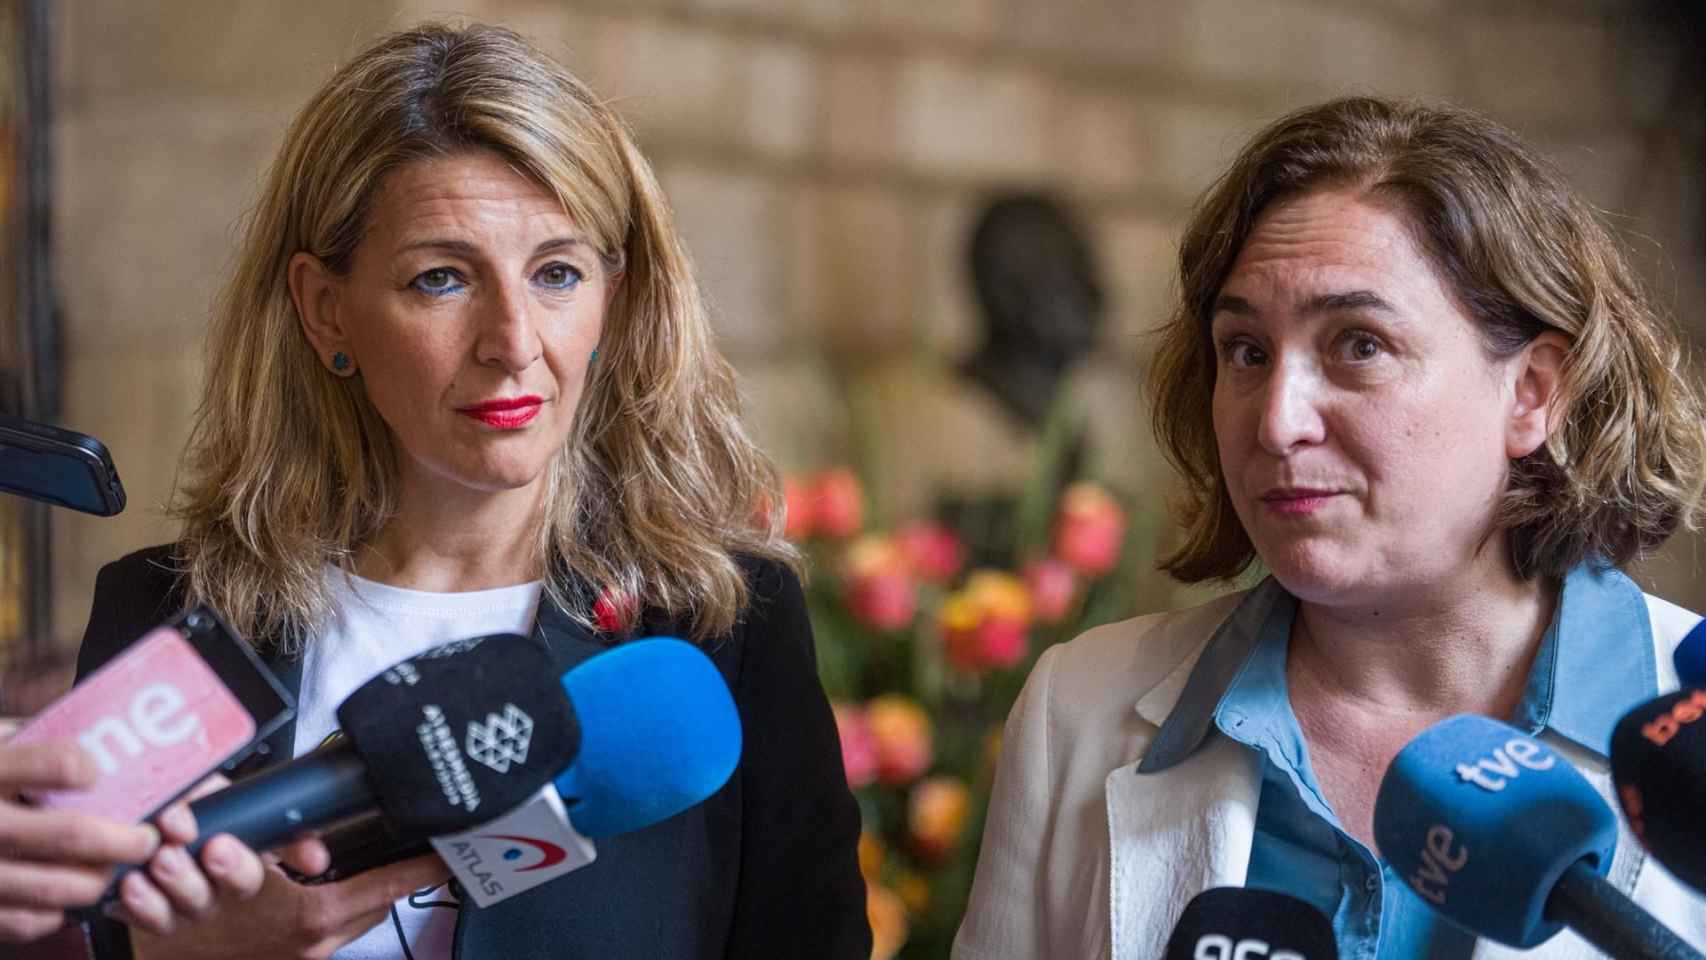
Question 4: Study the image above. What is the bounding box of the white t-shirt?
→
[295,568,544,960]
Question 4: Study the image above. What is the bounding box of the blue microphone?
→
[552,636,741,837]
[1374,715,1703,959]
[1673,618,1706,687]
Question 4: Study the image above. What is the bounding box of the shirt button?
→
[1366,875,1379,893]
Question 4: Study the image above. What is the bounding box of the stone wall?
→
[43,0,1706,648]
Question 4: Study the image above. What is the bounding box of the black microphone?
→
[183,632,578,855]
[1163,887,1337,960]
[1611,688,1706,894]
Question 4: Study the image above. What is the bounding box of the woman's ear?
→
[1506,330,1570,459]
[288,252,351,374]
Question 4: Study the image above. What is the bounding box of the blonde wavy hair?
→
[174,23,795,651]
[1150,96,1706,582]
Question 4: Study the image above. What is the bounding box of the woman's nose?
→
[1256,360,1327,456]
[476,281,543,373]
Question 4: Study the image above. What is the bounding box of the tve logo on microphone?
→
[430,785,595,907]
[12,625,257,820]
[1191,937,1306,960]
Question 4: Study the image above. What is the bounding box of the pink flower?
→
[865,694,933,786]
[844,536,918,631]
[1052,483,1125,576]
[811,468,865,539]
[832,703,877,789]
[1023,556,1078,624]
[894,523,966,584]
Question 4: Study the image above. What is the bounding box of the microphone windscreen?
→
[337,633,579,836]
[1373,715,1615,948]
[1673,619,1706,688]
[1610,688,1706,893]
[1163,887,1337,960]
[553,637,741,838]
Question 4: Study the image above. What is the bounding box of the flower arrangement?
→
[786,467,1137,959]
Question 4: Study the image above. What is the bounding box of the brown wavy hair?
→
[173,23,796,651]
[1149,95,1706,582]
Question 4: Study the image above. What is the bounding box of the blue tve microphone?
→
[1374,715,1703,960]
[1673,618,1706,687]
[179,634,740,861]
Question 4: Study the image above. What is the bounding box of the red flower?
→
[1052,483,1125,576]
[593,589,637,634]
[866,694,932,786]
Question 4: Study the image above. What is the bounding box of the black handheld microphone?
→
[183,632,577,855]
[1611,688,1706,894]
[1163,887,1337,960]
[1376,715,1704,960]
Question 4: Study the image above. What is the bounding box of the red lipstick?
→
[458,396,543,429]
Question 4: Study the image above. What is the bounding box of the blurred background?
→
[2,1,1704,956]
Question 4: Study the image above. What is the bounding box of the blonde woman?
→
[73,23,868,960]
[955,97,1706,959]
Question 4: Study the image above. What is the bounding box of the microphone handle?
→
[186,740,379,856]
[1544,860,1705,960]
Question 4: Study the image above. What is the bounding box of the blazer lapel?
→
[1105,641,1262,960]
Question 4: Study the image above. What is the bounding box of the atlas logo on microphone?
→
[1191,936,1305,960]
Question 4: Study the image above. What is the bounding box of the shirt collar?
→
[1137,562,1657,773]
[1517,561,1656,758]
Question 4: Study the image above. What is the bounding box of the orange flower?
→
[867,882,909,960]
[857,829,885,880]
[1052,482,1125,576]
[908,775,971,862]
[865,694,933,786]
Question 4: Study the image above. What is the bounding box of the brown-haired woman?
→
[73,22,868,960]
[955,96,1706,959]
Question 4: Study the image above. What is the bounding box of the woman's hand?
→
[0,719,162,943]
[127,848,449,960]
[116,774,453,960]
[121,776,449,960]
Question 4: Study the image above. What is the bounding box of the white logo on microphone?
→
[466,704,533,773]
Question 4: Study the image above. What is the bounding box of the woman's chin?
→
[1258,542,1368,603]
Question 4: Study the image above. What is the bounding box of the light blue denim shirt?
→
[1140,562,1656,959]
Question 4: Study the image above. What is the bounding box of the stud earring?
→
[589,347,599,363]
[331,351,353,374]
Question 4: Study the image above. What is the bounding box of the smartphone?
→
[0,413,126,516]
[9,606,294,824]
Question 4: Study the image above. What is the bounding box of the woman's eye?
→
[410,268,465,296]
[1220,339,1267,369]
[1341,333,1384,362]
[536,262,584,290]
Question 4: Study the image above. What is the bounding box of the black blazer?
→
[75,545,872,959]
